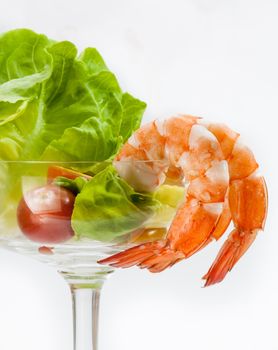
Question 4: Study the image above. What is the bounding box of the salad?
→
[0,29,267,287]
[0,29,184,247]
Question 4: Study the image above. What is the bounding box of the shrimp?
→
[99,115,268,286]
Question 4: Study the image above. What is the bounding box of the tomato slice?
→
[39,246,54,255]
[47,166,92,183]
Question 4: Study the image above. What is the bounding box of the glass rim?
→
[0,159,168,164]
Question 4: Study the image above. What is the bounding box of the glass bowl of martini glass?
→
[0,160,184,350]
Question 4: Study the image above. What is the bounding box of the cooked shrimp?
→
[99,115,268,286]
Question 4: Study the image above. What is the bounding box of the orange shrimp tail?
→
[98,241,184,273]
[203,228,258,287]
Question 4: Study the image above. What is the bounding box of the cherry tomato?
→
[17,185,75,244]
[47,166,92,183]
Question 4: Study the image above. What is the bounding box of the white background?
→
[0,0,278,349]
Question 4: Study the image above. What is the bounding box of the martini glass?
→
[0,160,170,350]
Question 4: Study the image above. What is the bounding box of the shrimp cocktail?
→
[0,29,268,350]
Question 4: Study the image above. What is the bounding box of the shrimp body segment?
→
[99,115,268,286]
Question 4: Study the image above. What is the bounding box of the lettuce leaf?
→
[54,177,186,240]
[0,29,53,103]
[0,29,147,239]
[71,166,159,242]
[0,29,146,162]
[54,176,88,195]
[42,117,122,162]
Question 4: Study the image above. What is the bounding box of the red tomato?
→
[17,185,75,244]
[47,166,92,183]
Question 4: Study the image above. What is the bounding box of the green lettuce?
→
[0,29,146,162]
[55,174,186,241]
[54,175,88,195]
[71,166,159,242]
[0,29,147,240]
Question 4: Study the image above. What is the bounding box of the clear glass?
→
[0,160,177,350]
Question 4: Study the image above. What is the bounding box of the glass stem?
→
[70,285,101,350]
